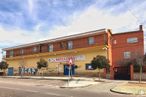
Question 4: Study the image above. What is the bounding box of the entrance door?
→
[114,66,130,80]
[64,64,75,76]
[8,67,14,76]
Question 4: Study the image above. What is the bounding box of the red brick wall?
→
[111,30,144,67]
[6,34,106,58]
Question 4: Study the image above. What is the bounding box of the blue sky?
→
[0,0,146,60]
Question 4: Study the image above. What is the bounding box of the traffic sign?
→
[68,59,73,65]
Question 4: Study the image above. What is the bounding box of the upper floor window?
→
[113,40,117,44]
[124,51,131,59]
[33,47,37,52]
[48,44,53,52]
[88,37,94,45]
[20,49,24,54]
[67,41,73,49]
[127,37,138,43]
[2,51,6,58]
[10,50,14,57]
[60,42,67,49]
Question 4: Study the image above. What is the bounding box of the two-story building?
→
[2,25,144,79]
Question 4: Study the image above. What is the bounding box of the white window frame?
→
[127,37,138,43]
[48,44,53,52]
[88,37,94,45]
[124,51,131,59]
[33,47,37,52]
[20,49,24,54]
[10,50,14,57]
[67,41,73,49]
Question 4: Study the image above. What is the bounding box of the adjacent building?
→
[2,25,144,79]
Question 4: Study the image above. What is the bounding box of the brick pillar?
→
[103,68,106,78]
[130,64,134,80]
[110,66,114,79]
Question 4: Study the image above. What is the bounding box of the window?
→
[33,47,37,52]
[88,37,94,45]
[2,51,6,58]
[113,40,117,44]
[48,44,53,52]
[127,37,138,43]
[124,51,131,59]
[20,49,24,54]
[10,50,14,57]
[67,41,73,49]
[60,42,67,49]
[85,63,94,70]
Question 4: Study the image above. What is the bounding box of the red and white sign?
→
[48,55,85,63]
[68,59,73,65]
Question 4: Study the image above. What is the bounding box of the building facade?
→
[2,25,144,79]
[111,25,144,79]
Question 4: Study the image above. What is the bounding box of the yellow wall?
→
[6,46,107,76]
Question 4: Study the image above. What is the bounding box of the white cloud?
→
[0,27,44,44]
[47,4,140,39]
[28,0,34,15]
[0,26,47,61]
[1,0,146,61]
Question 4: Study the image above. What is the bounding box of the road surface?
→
[0,78,140,97]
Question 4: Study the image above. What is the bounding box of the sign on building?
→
[48,55,85,63]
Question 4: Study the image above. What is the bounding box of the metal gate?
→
[64,64,75,76]
[8,67,14,76]
[114,66,130,80]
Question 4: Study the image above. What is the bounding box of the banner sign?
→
[48,55,85,63]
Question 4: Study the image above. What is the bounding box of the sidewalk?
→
[60,79,98,88]
[110,81,146,95]
[1,76,95,81]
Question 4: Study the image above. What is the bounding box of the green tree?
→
[37,58,48,76]
[37,58,48,69]
[0,61,9,75]
[91,55,109,80]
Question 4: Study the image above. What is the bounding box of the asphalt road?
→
[0,78,140,97]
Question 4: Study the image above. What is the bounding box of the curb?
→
[110,88,146,96]
[110,88,132,95]
[0,76,96,81]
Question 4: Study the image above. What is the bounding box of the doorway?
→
[8,67,14,76]
[114,66,130,80]
[64,64,75,76]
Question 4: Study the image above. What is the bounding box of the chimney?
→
[139,25,143,31]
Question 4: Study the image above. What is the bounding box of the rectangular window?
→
[127,37,138,43]
[48,44,53,52]
[67,41,73,49]
[124,51,131,59]
[33,47,37,52]
[85,63,94,70]
[10,50,14,57]
[60,42,67,49]
[20,49,24,54]
[88,37,94,45]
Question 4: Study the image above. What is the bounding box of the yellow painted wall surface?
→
[6,46,107,76]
